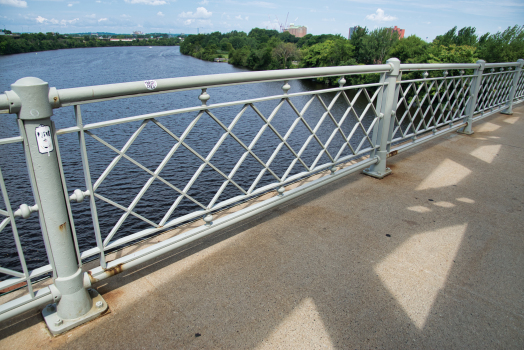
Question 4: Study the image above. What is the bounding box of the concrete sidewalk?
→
[1,106,523,349]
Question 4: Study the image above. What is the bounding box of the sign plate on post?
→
[35,124,54,155]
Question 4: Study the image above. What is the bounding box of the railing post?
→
[364,57,400,179]
[458,60,485,135]
[501,59,524,115]
[10,77,107,335]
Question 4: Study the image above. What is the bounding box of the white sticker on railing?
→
[35,124,53,156]
[144,80,157,90]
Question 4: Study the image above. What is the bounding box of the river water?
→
[0,46,374,279]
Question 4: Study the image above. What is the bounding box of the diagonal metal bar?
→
[93,119,149,191]
[205,109,282,182]
[94,193,159,229]
[86,130,206,210]
[0,165,34,297]
[0,217,10,231]
[243,102,311,195]
[0,267,25,278]
[152,118,248,197]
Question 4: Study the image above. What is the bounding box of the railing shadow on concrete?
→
[0,58,522,336]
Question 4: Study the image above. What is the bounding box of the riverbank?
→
[0,32,181,55]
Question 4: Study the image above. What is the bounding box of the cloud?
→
[68,3,72,6]
[60,18,79,25]
[199,0,209,4]
[157,11,164,16]
[235,15,242,20]
[0,0,27,8]
[85,14,96,18]
[179,7,212,19]
[35,16,47,23]
[124,0,168,5]
[98,18,108,22]
[184,19,193,25]
[366,8,397,22]
[247,1,275,8]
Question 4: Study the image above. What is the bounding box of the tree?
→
[477,25,524,63]
[388,35,428,63]
[272,42,299,68]
[434,26,477,47]
[300,38,353,68]
[349,26,368,63]
[360,27,399,64]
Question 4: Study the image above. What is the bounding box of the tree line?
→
[180,25,524,71]
[0,31,183,55]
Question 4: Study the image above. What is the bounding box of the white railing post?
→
[458,60,485,135]
[364,57,400,179]
[10,77,107,335]
[501,59,524,115]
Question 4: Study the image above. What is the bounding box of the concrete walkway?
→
[1,106,523,349]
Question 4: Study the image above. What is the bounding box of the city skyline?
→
[1,0,523,40]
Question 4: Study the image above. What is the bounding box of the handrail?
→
[56,64,392,106]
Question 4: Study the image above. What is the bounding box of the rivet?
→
[96,301,104,309]
[55,319,63,326]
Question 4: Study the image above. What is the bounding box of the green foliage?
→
[434,26,478,47]
[360,27,399,64]
[300,38,353,68]
[0,31,182,55]
[477,25,524,63]
[388,35,428,63]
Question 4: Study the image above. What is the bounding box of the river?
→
[0,46,374,279]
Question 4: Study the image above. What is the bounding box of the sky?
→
[0,0,523,40]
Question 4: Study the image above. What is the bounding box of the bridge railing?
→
[0,58,522,334]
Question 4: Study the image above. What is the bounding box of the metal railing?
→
[0,58,522,333]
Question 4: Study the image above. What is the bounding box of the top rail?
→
[399,63,481,71]
[53,64,391,107]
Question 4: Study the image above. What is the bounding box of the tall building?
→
[349,26,360,39]
[392,26,405,39]
[285,24,307,38]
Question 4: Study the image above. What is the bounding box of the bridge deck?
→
[1,105,523,349]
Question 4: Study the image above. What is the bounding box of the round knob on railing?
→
[15,203,38,219]
[330,166,338,175]
[19,204,31,219]
[423,71,429,79]
[277,186,285,196]
[282,81,291,95]
[203,214,213,225]
[73,189,85,203]
[199,89,210,106]
[500,67,504,72]
[442,71,448,77]
[338,77,346,87]
[459,70,464,75]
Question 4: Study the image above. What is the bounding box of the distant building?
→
[392,26,405,39]
[110,38,134,42]
[133,31,144,35]
[285,24,307,38]
[349,26,361,39]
